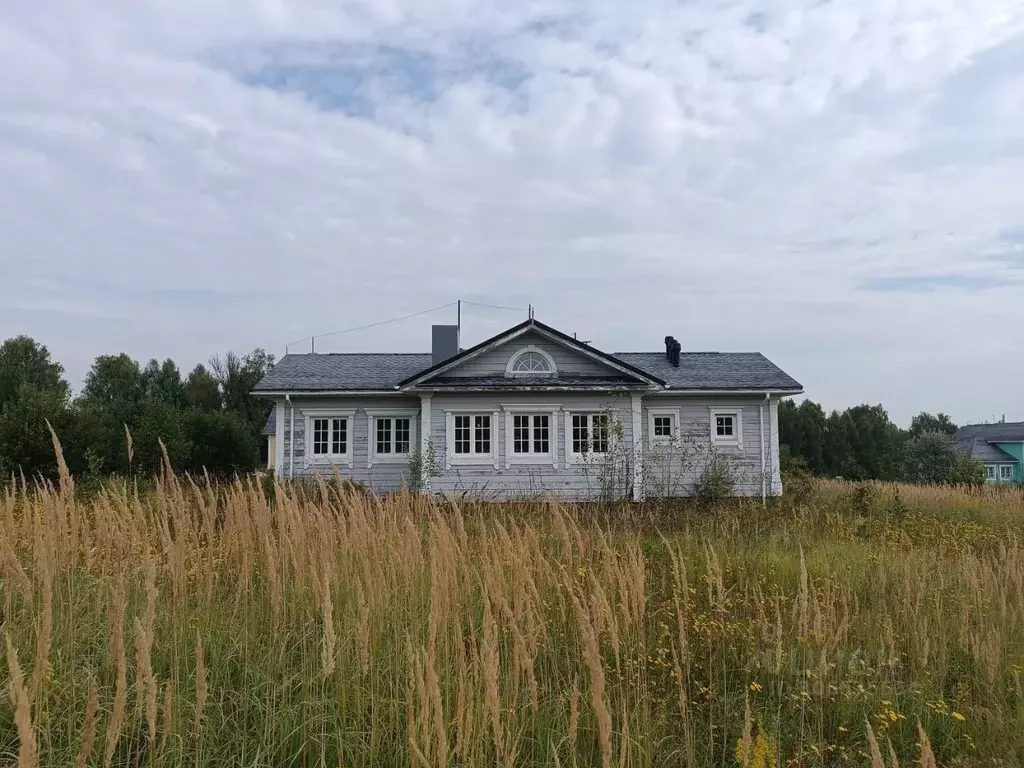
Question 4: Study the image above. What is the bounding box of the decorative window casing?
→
[710,408,743,448]
[367,410,417,467]
[445,411,499,468]
[567,412,611,461]
[304,409,355,468]
[647,408,680,445]
[999,465,1014,481]
[504,405,559,467]
[505,346,557,378]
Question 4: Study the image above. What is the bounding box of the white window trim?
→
[445,410,500,469]
[505,345,558,378]
[303,409,355,468]
[999,464,1014,481]
[367,409,418,468]
[986,465,997,480]
[503,404,559,468]
[710,407,743,449]
[565,410,614,465]
[647,407,680,445]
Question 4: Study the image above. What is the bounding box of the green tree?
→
[210,348,274,447]
[780,399,828,475]
[133,399,191,475]
[186,364,222,412]
[949,452,987,486]
[824,410,860,478]
[903,431,958,485]
[0,385,73,481]
[185,410,260,477]
[142,358,188,409]
[0,336,70,407]
[0,337,73,481]
[81,354,145,417]
[78,354,147,473]
[844,404,903,481]
[909,412,958,438]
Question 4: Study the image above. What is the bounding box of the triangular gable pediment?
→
[399,319,664,389]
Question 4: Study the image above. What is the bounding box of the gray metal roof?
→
[956,423,1024,462]
[254,349,801,393]
[253,353,433,392]
[614,352,802,391]
[960,437,1017,463]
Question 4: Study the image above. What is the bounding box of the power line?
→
[460,300,528,313]
[286,301,458,353]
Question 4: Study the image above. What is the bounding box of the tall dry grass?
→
[1,452,1023,766]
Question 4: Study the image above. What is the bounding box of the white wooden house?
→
[253,318,802,500]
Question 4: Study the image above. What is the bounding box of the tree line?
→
[0,332,987,487]
[0,335,273,484]
[779,400,985,485]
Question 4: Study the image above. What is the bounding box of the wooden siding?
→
[272,392,784,500]
[641,395,778,497]
[278,396,422,492]
[445,330,617,378]
[426,392,635,500]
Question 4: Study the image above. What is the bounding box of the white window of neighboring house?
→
[710,408,744,448]
[987,465,997,480]
[367,411,417,467]
[506,346,557,377]
[648,408,680,444]
[304,410,354,467]
[1000,465,1014,481]
[446,412,497,467]
[570,413,610,456]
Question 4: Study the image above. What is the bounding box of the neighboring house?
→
[252,318,802,500]
[956,422,1024,484]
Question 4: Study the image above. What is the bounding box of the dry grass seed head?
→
[6,635,37,768]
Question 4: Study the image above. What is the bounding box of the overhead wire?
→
[284,298,533,353]
[285,300,458,353]
[460,300,528,312]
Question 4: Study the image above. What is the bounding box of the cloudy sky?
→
[2,0,1023,425]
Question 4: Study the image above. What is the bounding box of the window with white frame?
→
[305,411,354,466]
[453,414,492,456]
[571,413,610,455]
[986,465,997,480]
[513,414,550,455]
[648,409,679,443]
[710,408,742,447]
[506,346,557,377]
[1000,465,1014,481]
[371,415,414,461]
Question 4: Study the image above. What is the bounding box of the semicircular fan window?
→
[511,351,554,375]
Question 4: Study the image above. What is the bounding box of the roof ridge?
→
[614,351,762,355]
[283,352,430,357]
[961,421,1024,428]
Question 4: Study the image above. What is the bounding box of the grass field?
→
[1,449,1023,766]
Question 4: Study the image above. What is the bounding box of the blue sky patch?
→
[213,41,530,117]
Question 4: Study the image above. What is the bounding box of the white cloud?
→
[2,0,1024,424]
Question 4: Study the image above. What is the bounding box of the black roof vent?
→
[664,336,681,368]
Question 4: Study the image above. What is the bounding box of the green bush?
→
[692,453,736,507]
